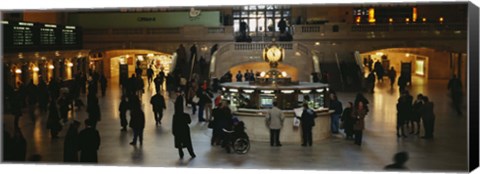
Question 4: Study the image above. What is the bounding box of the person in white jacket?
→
[266,101,285,147]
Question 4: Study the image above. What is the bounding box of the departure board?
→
[2,21,82,52]
[12,22,35,46]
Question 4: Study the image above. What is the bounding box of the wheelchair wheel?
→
[233,138,250,154]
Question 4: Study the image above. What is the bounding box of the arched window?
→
[233,5,291,34]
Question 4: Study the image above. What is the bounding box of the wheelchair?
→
[222,121,250,154]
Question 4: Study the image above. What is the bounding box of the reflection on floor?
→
[2,76,468,172]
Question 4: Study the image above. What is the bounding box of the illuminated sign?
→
[261,90,274,94]
[300,90,311,94]
[243,89,255,93]
[281,90,295,94]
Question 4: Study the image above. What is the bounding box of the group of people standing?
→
[235,70,256,82]
[396,91,435,139]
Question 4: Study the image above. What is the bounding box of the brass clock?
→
[263,45,284,63]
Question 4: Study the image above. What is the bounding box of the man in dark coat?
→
[150,92,166,125]
[147,66,154,86]
[374,60,384,82]
[78,119,101,163]
[397,74,408,94]
[154,74,162,94]
[341,102,354,139]
[64,121,81,162]
[47,78,59,101]
[129,98,145,146]
[26,79,38,122]
[411,94,424,135]
[421,97,435,139]
[366,71,376,93]
[87,96,101,127]
[388,67,397,89]
[396,95,408,138]
[37,79,49,112]
[172,89,196,159]
[329,93,343,134]
[119,96,130,131]
[297,103,315,146]
[99,74,107,97]
[236,71,243,82]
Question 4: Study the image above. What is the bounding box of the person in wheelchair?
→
[222,118,250,154]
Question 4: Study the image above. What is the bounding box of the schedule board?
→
[2,21,82,52]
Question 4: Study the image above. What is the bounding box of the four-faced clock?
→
[265,45,283,62]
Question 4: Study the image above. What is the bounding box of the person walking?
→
[398,74,408,94]
[154,74,162,94]
[78,119,101,163]
[421,96,435,139]
[172,89,196,159]
[329,93,343,134]
[341,102,354,140]
[64,120,81,162]
[119,96,130,131]
[147,66,154,86]
[374,60,384,82]
[150,92,166,125]
[86,96,101,128]
[296,103,316,147]
[388,67,397,89]
[266,101,285,146]
[99,74,107,97]
[352,101,367,146]
[46,101,62,139]
[197,90,211,122]
[129,98,145,146]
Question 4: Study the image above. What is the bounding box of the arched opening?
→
[227,62,299,82]
[360,47,467,93]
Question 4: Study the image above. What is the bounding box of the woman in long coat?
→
[172,90,196,159]
[47,102,62,139]
[352,101,368,146]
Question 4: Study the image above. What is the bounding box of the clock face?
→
[266,46,282,62]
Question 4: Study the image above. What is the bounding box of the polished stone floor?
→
[2,75,469,172]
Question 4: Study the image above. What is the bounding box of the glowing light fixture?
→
[260,71,266,77]
[439,17,444,23]
[281,90,295,94]
[355,16,361,23]
[316,89,324,93]
[405,53,410,57]
[300,90,311,94]
[405,18,410,23]
[229,89,238,93]
[376,52,384,56]
[147,53,154,57]
[48,65,55,70]
[315,42,320,46]
[389,18,393,23]
[368,8,376,23]
[137,55,144,61]
[422,18,427,22]
[243,89,254,93]
[67,62,74,67]
[262,90,274,94]
[15,69,22,74]
[412,7,417,22]
[281,71,288,77]
[33,67,39,72]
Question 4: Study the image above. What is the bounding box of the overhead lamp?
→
[147,53,154,57]
[281,90,295,94]
[281,71,288,77]
[405,18,410,23]
[243,89,254,93]
[33,67,39,72]
[229,89,238,93]
[55,51,60,56]
[15,69,22,74]
[422,18,427,22]
[439,17,444,23]
[315,42,320,46]
[300,90,311,94]
[262,90,274,94]
[48,65,55,70]
[67,62,74,67]
[405,53,410,57]
[389,18,393,23]
[316,89,324,93]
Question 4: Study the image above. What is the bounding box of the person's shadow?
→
[131,145,144,164]
[176,157,195,166]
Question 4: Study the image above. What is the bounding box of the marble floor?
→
[1,75,469,172]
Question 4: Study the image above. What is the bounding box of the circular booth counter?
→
[234,108,333,143]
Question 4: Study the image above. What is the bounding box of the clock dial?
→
[266,47,282,62]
